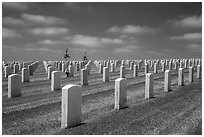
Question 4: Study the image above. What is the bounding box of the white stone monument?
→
[197,65,201,79]
[189,67,193,83]
[169,62,172,71]
[111,63,115,72]
[164,70,171,92]
[13,64,19,73]
[120,66,125,78]
[18,63,22,71]
[115,78,127,109]
[28,65,33,75]
[154,63,158,73]
[22,68,29,82]
[5,66,12,77]
[145,64,149,74]
[48,66,54,79]
[62,63,65,72]
[99,64,103,73]
[69,65,74,77]
[8,74,21,98]
[178,68,184,86]
[145,73,154,99]
[61,84,82,129]
[51,71,61,91]
[103,67,109,82]
[133,65,138,77]
[162,62,166,72]
[81,69,88,85]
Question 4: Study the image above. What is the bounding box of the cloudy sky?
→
[2,2,202,61]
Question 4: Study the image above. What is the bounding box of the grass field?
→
[2,62,202,135]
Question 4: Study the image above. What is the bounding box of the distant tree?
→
[83,52,88,61]
[64,48,70,61]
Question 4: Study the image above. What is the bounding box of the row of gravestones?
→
[42,58,202,80]
[14,60,187,94]
[95,58,201,68]
[61,65,202,129]
[5,58,201,86]
[96,58,202,76]
[42,60,92,80]
[3,61,39,78]
[6,61,95,98]
[41,58,202,84]
[95,58,201,70]
[45,61,148,82]
[43,60,90,73]
[3,61,32,75]
[6,60,201,98]
[3,61,34,69]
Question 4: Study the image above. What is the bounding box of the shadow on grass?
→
[119,106,129,110]
[69,122,86,128]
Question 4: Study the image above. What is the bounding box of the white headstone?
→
[10,62,14,69]
[81,69,88,85]
[22,68,29,82]
[145,73,154,99]
[138,61,142,69]
[61,84,82,129]
[58,62,62,70]
[179,61,183,68]
[111,63,115,72]
[174,62,178,70]
[169,62,172,71]
[114,61,118,68]
[178,68,184,86]
[79,62,83,69]
[5,66,12,77]
[99,64,103,73]
[162,62,166,72]
[48,66,54,79]
[106,61,110,68]
[28,65,33,75]
[62,63,65,72]
[189,67,193,83]
[69,65,74,77]
[13,64,19,73]
[51,71,61,91]
[164,70,171,92]
[85,64,90,75]
[133,65,138,77]
[120,66,125,78]
[129,62,134,70]
[197,65,201,79]
[8,74,21,98]
[184,60,188,68]
[154,63,158,73]
[19,63,22,71]
[192,59,195,67]
[121,60,125,66]
[43,61,48,73]
[188,60,192,68]
[198,59,201,65]
[114,78,127,109]
[145,64,149,74]
[76,62,80,71]
[103,67,109,82]
[195,59,198,66]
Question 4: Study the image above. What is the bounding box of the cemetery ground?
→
[2,61,202,135]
